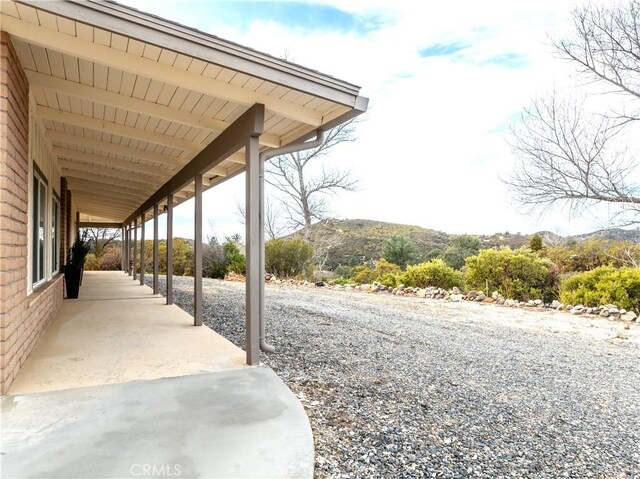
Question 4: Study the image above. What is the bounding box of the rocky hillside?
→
[289,219,639,270]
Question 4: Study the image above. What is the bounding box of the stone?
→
[551,300,562,309]
[451,286,462,294]
[482,297,495,303]
[450,294,464,302]
[570,306,584,315]
[416,289,427,298]
[315,281,325,287]
[586,308,594,315]
[475,293,486,301]
[533,299,543,305]
[621,311,638,322]
[360,284,372,292]
[599,308,610,317]
[609,307,620,315]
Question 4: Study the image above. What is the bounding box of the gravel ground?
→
[150,276,640,478]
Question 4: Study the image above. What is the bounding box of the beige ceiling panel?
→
[157,48,177,66]
[62,53,79,82]
[156,83,177,106]
[215,67,235,83]
[119,71,136,95]
[181,90,204,113]
[202,63,222,78]
[131,75,151,99]
[229,71,251,87]
[255,80,278,96]
[106,67,123,92]
[126,38,145,56]
[93,63,108,90]
[168,87,190,109]
[75,22,93,42]
[142,43,162,61]
[15,3,38,23]
[46,49,65,78]
[77,57,93,85]
[144,79,163,103]
[1,1,19,17]
[29,44,51,74]
[243,77,263,92]
[11,39,36,70]
[93,27,111,47]
[110,33,129,52]
[172,53,192,70]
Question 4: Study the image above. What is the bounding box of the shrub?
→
[464,247,558,301]
[350,265,376,284]
[265,238,313,278]
[378,273,400,288]
[84,253,99,271]
[84,249,122,271]
[382,235,417,269]
[402,259,463,289]
[441,235,481,270]
[529,234,543,252]
[560,266,640,312]
[223,240,246,275]
[332,265,353,279]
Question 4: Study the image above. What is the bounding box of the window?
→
[32,170,47,288]
[52,195,60,274]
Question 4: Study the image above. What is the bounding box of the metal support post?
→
[194,174,203,326]
[166,195,174,305]
[153,204,159,295]
[245,136,261,365]
[140,213,145,285]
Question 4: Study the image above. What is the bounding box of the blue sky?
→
[120,0,627,239]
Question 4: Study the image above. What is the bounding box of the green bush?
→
[332,265,353,279]
[350,265,376,284]
[84,249,122,271]
[378,273,400,288]
[441,235,481,270]
[265,238,313,278]
[223,240,246,275]
[84,253,99,270]
[382,235,417,269]
[464,247,558,301]
[560,266,640,312]
[402,259,463,289]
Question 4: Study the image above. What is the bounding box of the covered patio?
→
[2,271,314,478]
[8,271,246,395]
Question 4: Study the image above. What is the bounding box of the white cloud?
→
[121,0,631,237]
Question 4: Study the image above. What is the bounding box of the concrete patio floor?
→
[1,271,314,478]
[9,271,246,395]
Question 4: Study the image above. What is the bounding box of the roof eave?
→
[15,0,363,107]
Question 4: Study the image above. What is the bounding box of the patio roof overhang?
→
[1,0,368,223]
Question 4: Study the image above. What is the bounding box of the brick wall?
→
[0,33,63,394]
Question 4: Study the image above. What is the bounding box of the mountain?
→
[289,219,639,270]
[568,228,640,243]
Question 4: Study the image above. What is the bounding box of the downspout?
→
[258,129,326,353]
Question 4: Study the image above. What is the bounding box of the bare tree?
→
[508,0,640,226]
[83,228,121,258]
[235,200,289,240]
[266,120,358,239]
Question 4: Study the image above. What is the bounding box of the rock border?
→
[261,275,639,323]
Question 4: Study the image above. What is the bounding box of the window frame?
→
[51,192,60,275]
[32,166,48,290]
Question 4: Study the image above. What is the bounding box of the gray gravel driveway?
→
[153,277,640,478]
